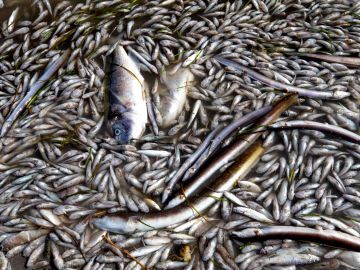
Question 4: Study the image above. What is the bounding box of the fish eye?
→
[114,128,121,136]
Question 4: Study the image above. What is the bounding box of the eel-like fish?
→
[92,140,264,233]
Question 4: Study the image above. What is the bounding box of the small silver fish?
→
[108,46,147,144]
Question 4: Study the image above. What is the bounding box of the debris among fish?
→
[165,94,297,208]
[270,120,360,143]
[163,105,273,203]
[288,52,360,67]
[215,56,350,100]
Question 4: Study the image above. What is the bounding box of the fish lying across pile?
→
[107,45,147,144]
[156,67,195,127]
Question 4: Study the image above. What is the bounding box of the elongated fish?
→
[108,46,147,144]
[157,67,194,127]
[0,49,71,138]
[92,140,264,233]
[164,94,298,208]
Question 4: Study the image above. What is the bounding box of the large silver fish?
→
[108,46,147,144]
[157,67,194,127]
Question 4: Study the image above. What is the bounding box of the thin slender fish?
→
[232,226,360,251]
[0,49,71,137]
[181,105,273,182]
[270,120,360,143]
[162,106,272,203]
[162,125,223,203]
[207,106,272,156]
[92,140,264,233]
[289,52,360,67]
[107,46,147,144]
[165,94,297,209]
[214,56,349,100]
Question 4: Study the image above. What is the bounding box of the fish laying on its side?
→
[156,67,195,127]
[108,46,147,144]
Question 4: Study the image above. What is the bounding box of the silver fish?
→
[156,67,195,127]
[107,45,147,144]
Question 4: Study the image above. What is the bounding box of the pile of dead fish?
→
[0,0,360,269]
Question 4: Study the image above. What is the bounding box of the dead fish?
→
[156,67,195,127]
[107,45,147,144]
[0,49,71,138]
[92,141,264,233]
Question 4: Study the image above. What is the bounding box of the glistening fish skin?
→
[108,45,147,144]
[157,68,195,127]
[3,0,360,269]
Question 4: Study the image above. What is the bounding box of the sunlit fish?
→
[157,67,194,127]
[108,46,147,144]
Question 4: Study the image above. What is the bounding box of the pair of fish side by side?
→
[107,45,195,144]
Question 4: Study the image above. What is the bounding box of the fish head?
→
[92,215,136,234]
[111,117,133,144]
